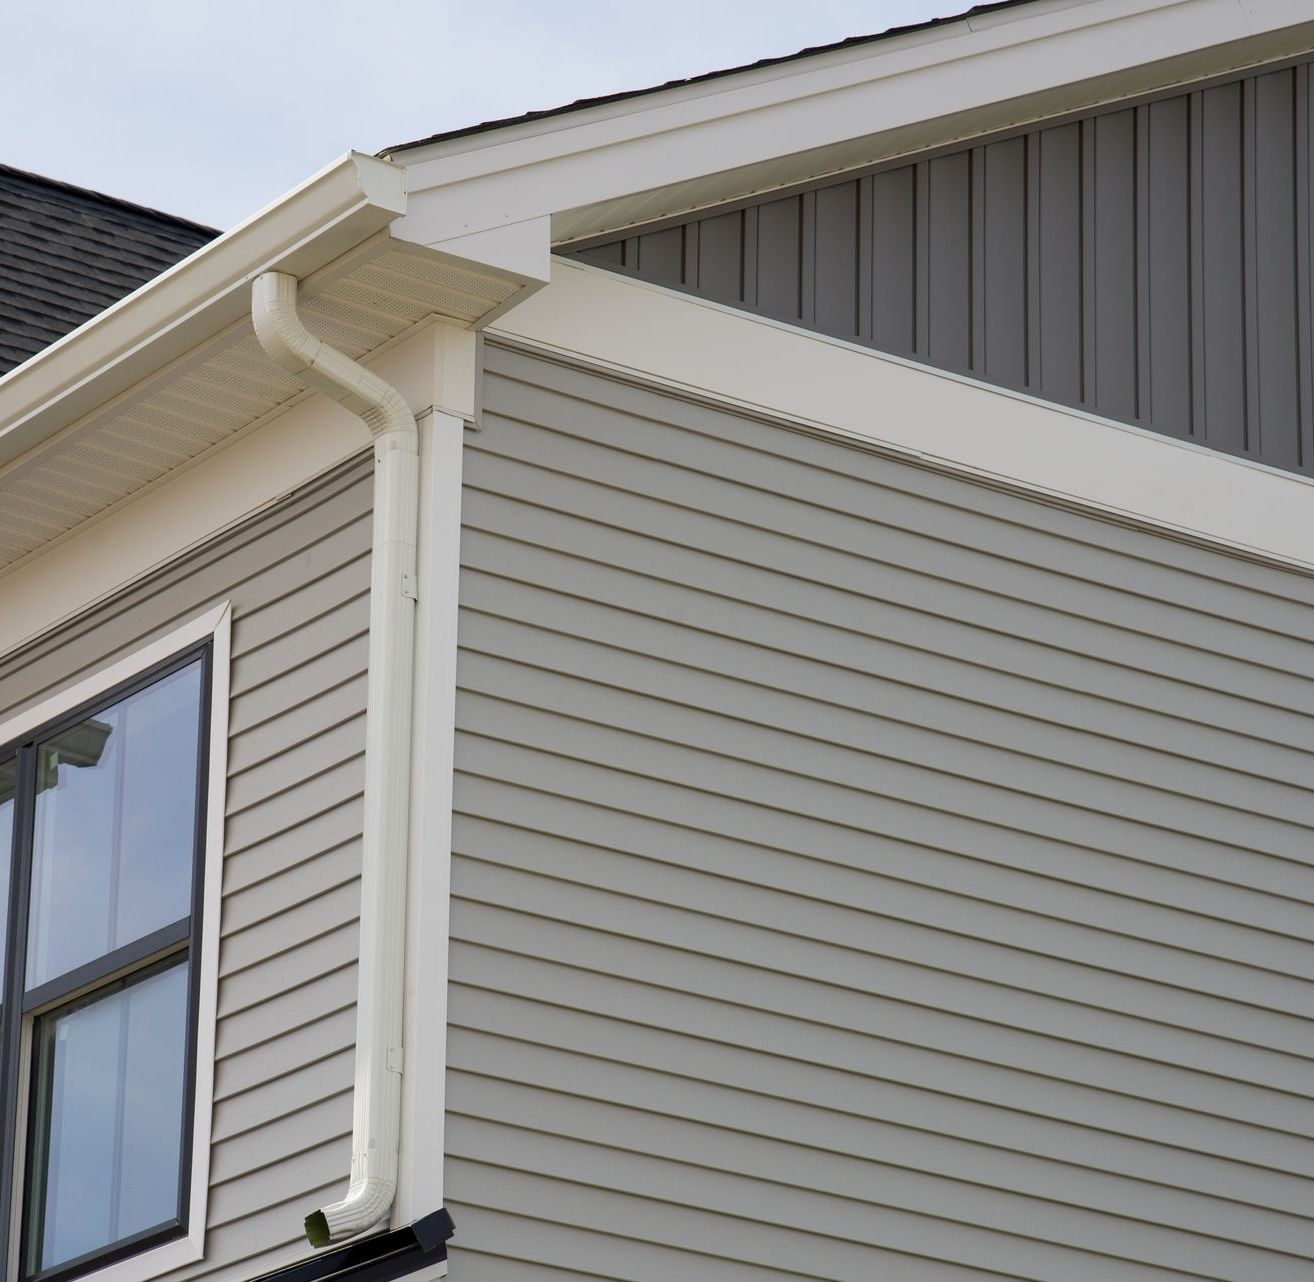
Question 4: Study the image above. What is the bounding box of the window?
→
[0,636,217,1282]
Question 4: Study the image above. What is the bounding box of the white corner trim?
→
[0,601,231,1282]
[489,258,1314,573]
[394,325,474,1223]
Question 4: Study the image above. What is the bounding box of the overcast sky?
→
[5,2,953,230]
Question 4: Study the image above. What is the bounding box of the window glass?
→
[25,661,202,989]
[24,958,189,1276]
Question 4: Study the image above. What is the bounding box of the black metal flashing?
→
[382,1,1037,156]
[248,1212,455,1282]
[0,163,217,376]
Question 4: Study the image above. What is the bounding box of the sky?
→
[5,1,956,230]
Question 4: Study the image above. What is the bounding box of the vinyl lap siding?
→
[0,457,372,1282]
[446,345,1314,1279]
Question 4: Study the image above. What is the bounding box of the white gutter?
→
[0,152,405,475]
[251,271,418,1246]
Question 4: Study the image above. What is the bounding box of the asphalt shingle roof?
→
[0,164,216,376]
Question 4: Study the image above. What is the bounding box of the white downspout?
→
[251,272,417,1247]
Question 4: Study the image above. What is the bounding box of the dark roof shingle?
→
[0,164,217,376]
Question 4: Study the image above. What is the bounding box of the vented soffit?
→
[0,176,530,576]
[548,22,1314,248]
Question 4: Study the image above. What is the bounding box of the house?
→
[1,0,1313,1278]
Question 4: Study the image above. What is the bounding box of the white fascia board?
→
[425,216,552,290]
[489,258,1314,573]
[394,0,1314,247]
[0,151,405,472]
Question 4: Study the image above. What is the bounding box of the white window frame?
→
[1,602,230,1282]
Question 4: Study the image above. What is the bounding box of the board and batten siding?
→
[567,53,1314,479]
[445,344,1314,1279]
[0,456,373,1282]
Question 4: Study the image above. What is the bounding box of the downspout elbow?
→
[251,272,415,443]
[305,1177,396,1249]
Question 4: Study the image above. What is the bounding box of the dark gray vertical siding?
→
[1146,96,1193,435]
[1036,122,1084,405]
[1199,82,1248,455]
[696,211,740,302]
[981,138,1027,387]
[871,168,916,354]
[927,153,973,371]
[1093,110,1138,418]
[813,181,860,336]
[1253,69,1301,468]
[571,54,1314,476]
[755,195,802,319]
[445,345,1314,1280]
[634,224,683,284]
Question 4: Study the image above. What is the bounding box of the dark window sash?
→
[21,918,189,1015]
[23,1219,185,1282]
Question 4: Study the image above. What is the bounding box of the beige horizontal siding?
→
[0,454,373,1282]
[444,345,1314,1279]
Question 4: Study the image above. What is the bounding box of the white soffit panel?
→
[0,240,520,573]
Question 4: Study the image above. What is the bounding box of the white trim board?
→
[0,602,231,1282]
[395,325,476,1225]
[489,258,1314,574]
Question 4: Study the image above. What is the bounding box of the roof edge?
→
[380,0,1032,157]
[0,161,219,238]
[389,0,1314,253]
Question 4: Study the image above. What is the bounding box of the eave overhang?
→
[0,152,543,575]
[389,0,1314,251]
[9,0,1314,583]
